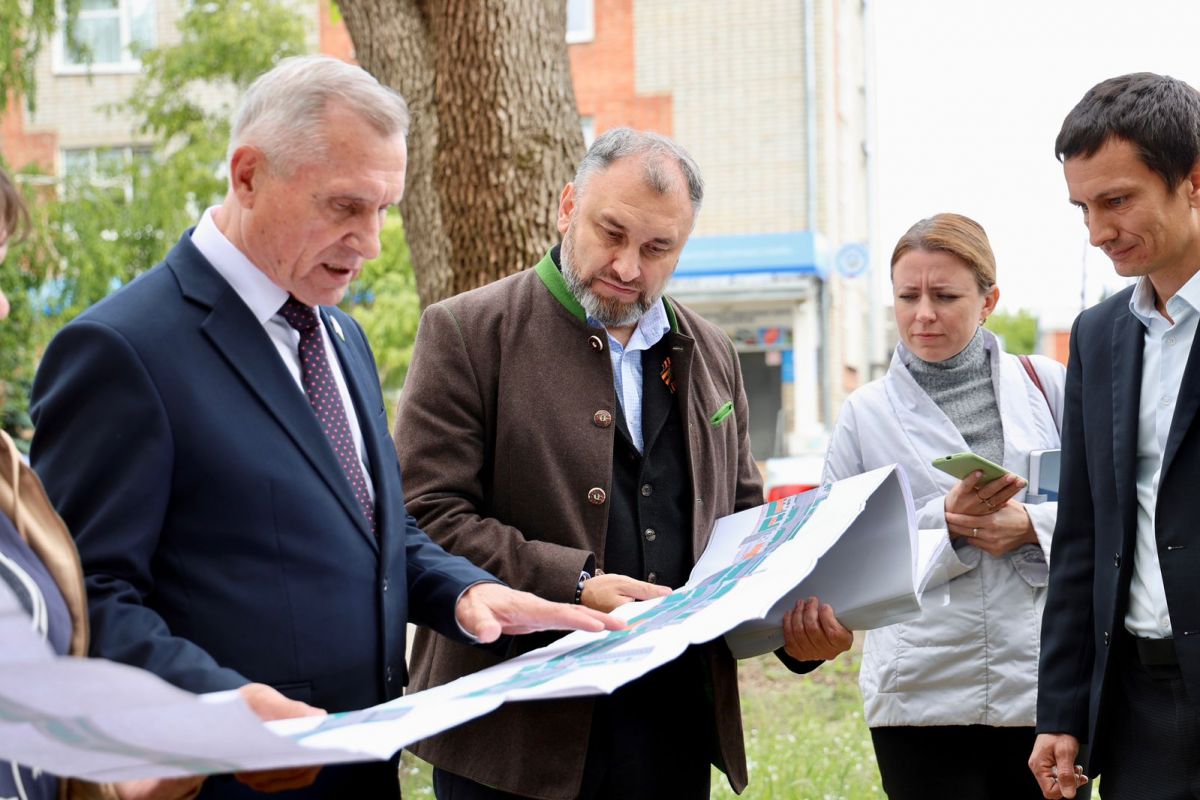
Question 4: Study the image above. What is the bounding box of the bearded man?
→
[394,128,851,800]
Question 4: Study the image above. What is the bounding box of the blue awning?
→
[674,231,829,279]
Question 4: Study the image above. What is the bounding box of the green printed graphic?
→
[289,704,415,740]
[457,486,830,699]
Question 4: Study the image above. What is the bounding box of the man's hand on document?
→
[781,596,853,662]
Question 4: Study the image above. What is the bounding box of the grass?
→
[399,646,883,799]
[711,648,883,800]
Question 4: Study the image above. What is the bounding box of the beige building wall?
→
[25,0,187,165]
[633,0,871,441]
[20,0,318,176]
[633,0,809,237]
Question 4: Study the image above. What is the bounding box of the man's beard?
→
[561,226,655,328]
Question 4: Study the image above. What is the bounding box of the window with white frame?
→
[581,116,596,149]
[61,146,153,201]
[57,0,156,72]
[566,0,594,44]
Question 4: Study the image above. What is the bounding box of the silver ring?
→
[971,527,979,538]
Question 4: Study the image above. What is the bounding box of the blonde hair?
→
[890,212,996,293]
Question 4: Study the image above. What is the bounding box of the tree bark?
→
[338,0,584,307]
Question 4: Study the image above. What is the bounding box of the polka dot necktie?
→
[278,296,377,536]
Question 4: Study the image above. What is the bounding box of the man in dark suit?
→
[1031,73,1200,800]
[29,55,617,799]
[395,128,851,800]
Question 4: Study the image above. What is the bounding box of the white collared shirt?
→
[591,301,671,454]
[190,207,375,501]
[1125,271,1200,638]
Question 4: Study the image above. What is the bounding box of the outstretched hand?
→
[580,573,671,613]
[455,582,625,643]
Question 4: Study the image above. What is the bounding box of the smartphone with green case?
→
[931,452,1011,486]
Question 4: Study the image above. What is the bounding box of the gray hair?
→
[228,55,410,175]
[573,127,704,217]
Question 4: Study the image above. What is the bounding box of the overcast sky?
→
[871,0,1200,328]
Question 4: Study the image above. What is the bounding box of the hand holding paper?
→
[233,684,326,792]
[781,597,853,662]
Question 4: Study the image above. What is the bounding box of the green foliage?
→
[399,649,884,799]
[1,0,308,443]
[341,218,422,397]
[0,0,72,113]
[986,309,1039,355]
[0,178,58,452]
[120,0,307,146]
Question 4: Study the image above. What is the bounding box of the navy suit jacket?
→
[1037,285,1200,771]
[30,232,493,796]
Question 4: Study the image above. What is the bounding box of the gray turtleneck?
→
[906,327,1004,464]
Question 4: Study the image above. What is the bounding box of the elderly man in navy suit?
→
[29,55,618,799]
[1031,73,1200,800]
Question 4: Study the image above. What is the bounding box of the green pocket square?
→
[710,401,734,426]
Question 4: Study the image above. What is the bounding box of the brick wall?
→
[570,0,672,137]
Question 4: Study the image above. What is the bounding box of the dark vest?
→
[603,336,692,588]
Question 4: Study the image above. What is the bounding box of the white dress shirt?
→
[1125,271,1200,638]
[591,300,671,454]
[190,208,375,501]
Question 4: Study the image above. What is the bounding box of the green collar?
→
[533,249,679,333]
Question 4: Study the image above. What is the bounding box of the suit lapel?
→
[1111,308,1144,545]
[168,242,375,549]
[1161,318,1200,479]
[664,332,700,558]
[324,310,387,550]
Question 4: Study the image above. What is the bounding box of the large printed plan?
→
[1,465,935,781]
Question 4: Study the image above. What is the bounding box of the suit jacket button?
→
[383,578,390,592]
[589,335,604,352]
[644,528,657,542]
[641,483,653,497]
[1103,631,1110,646]
[647,572,658,584]
[1113,553,1121,568]
[588,487,607,505]
[386,665,394,683]
[593,410,613,428]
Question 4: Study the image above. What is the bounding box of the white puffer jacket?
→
[824,329,1064,727]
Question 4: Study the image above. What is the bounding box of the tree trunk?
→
[338,0,584,307]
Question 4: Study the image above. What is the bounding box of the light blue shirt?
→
[1126,270,1200,637]
[591,301,671,453]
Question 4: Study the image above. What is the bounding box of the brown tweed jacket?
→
[395,253,764,799]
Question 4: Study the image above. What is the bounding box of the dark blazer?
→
[395,253,775,799]
[30,232,492,797]
[1037,285,1200,771]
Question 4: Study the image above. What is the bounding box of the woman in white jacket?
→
[824,213,1066,799]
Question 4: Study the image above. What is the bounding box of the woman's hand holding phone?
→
[943,469,1038,555]
[944,467,1025,516]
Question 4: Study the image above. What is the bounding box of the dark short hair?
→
[0,167,30,245]
[1056,72,1200,190]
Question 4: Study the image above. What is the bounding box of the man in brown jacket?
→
[396,128,851,800]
